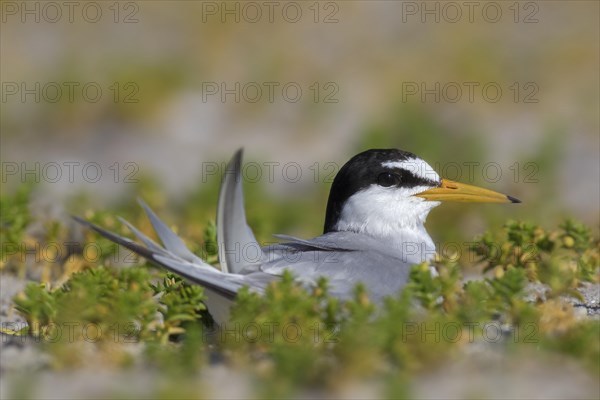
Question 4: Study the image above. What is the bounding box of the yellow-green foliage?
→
[13,268,206,346]
[1,183,34,276]
[2,182,599,396]
[472,220,599,293]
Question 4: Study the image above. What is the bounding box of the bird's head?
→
[324,149,519,237]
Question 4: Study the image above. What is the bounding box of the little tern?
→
[75,149,520,324]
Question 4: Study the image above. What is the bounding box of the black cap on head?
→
[323,149,438,233]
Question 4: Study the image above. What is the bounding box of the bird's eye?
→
[377,172,400,187]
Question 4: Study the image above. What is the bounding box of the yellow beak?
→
[415,179,521,203]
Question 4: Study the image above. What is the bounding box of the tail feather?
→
[137,198,204,265]
[73,215,159,263]
[72,215,238,300]
[118,216,170,257]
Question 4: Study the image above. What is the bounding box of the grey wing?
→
[217,149,264,274]
[262,236,413,304]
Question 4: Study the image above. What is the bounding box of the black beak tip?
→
[507,195,521,204]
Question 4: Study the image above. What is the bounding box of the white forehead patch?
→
[382,158,440,182]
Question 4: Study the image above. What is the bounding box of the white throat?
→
[333,185,440,263]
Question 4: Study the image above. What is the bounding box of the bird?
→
[75,148,520,324]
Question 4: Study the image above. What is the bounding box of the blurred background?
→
[2,0,599,245]
[1,2,599,399]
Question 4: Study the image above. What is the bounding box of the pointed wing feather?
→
[271,234,354,251]
[153,255,244,296]
[216,149,263,274]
